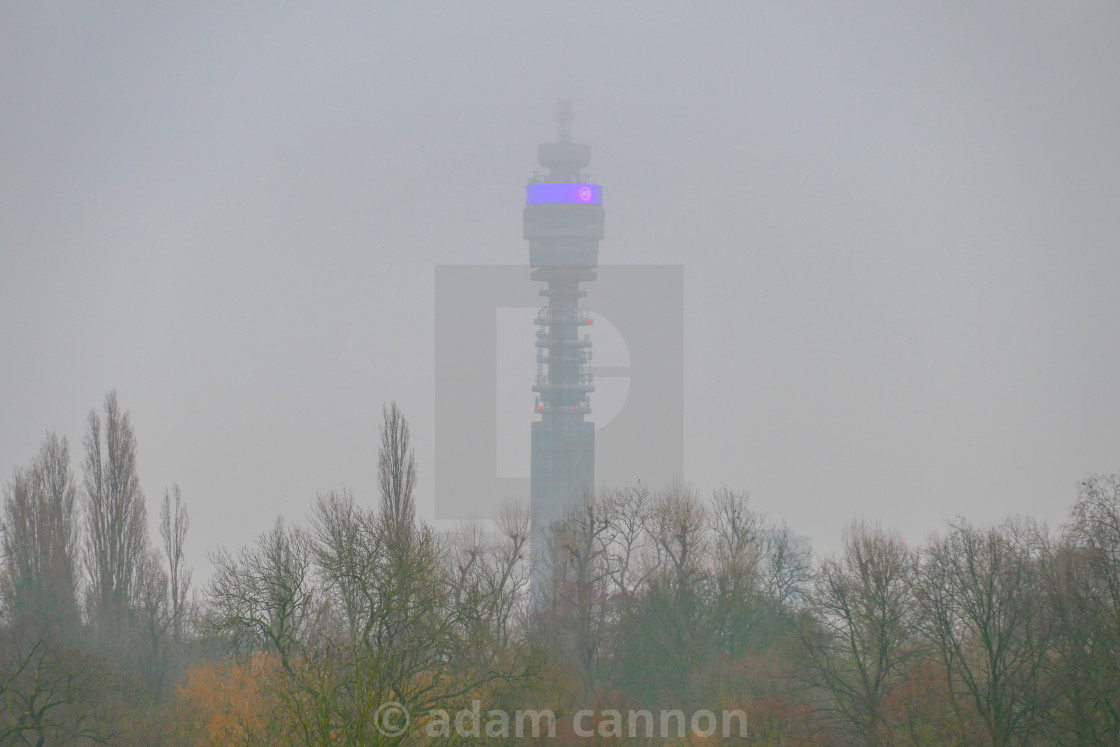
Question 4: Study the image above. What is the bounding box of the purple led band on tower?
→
[526,183,603,205]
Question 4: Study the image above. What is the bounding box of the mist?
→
[2,4,1119,741]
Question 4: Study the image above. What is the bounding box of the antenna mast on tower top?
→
[555,98,574,142]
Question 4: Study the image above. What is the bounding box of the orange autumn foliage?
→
[175,654,282,746]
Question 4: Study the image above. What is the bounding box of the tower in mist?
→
[525,101,604,530]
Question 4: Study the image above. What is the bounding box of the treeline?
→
[527,475,1120,746]
[1,391,193,743]
[2,392,1119,745]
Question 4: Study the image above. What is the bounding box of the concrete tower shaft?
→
[525,102,604,529]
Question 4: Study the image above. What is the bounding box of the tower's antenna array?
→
[555,98,574,142]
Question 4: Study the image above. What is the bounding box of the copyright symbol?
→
[375,701,410,737]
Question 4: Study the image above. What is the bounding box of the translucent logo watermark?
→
[434,265,683,520]
[374,701,410,737]
[374,700,748,740]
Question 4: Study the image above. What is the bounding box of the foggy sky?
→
[2,2,1118,575]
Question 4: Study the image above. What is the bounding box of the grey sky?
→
[2,2,1118,573]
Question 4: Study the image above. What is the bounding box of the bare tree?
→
[763,522,812,612]
[492,500,532,640]
[649,481,708,587]
[1,432,80,627]
[159,484,192,641]
[539,492,614,693]
[1046,472,1120,744]
[798,521,918,745]
[83,390,149,633]
[600,484,653,602]
[616,482,711,702]
[134,547,171,696]
[206,517,316,673]
[708,487,766,656]
[309,487,373,642]
[377,401,416,531]
[915,518,1053,747]
[301,490,533,744]
[1,469,39,618]
[449,501,531,649]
